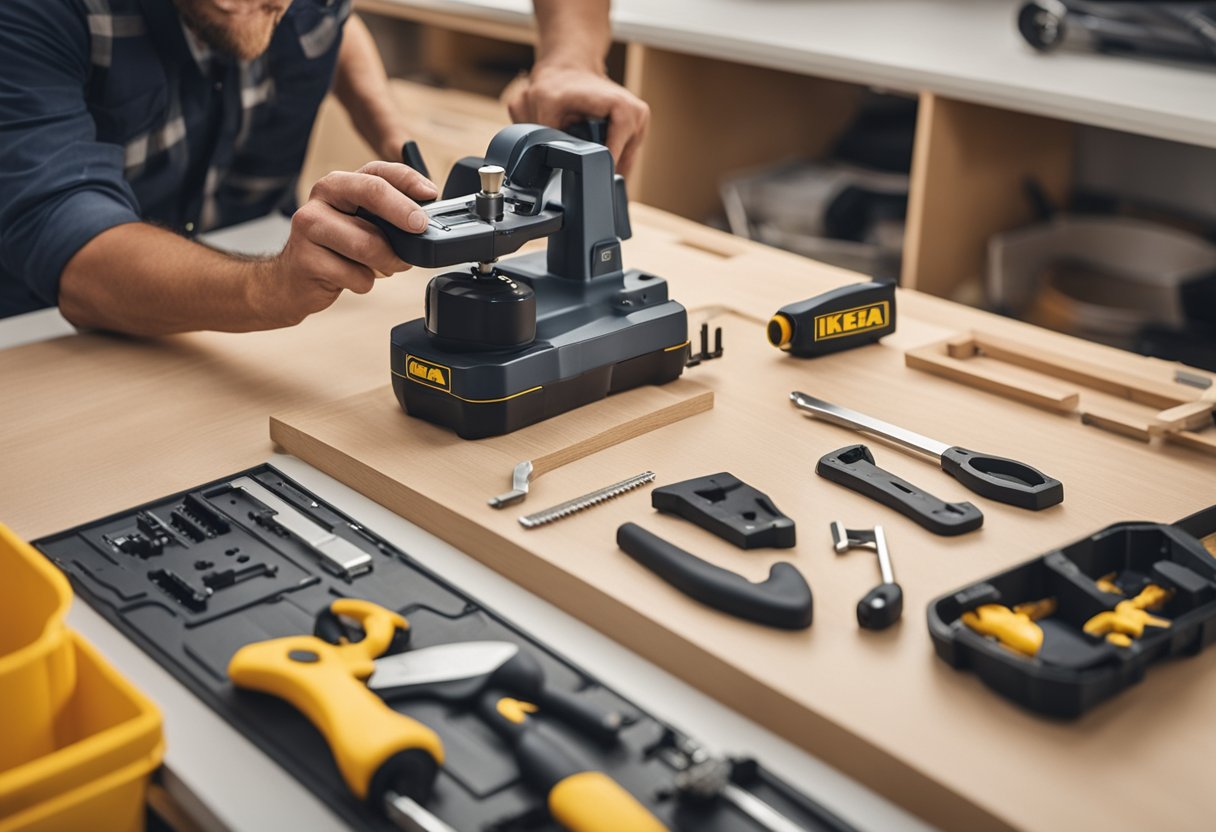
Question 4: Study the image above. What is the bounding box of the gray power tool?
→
[363,124,689,439]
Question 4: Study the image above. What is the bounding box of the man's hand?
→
[59,160,436,336]
[506,65,649,176]
[253,161,437,327]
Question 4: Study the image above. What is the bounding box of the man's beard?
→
[172,0,283,62]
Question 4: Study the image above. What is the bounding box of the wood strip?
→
[1079,408,1160,442]
[905,347,1080,413]
[1168,430,1216,458]
[974,332,1193,409]
[531,389,714,478]
[1155,401,1216,433]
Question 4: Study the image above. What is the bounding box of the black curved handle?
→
[616,523,812,630]
[940,446,1063,511]
[817,444,983,536]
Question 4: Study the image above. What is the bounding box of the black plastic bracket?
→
[651,472,795,549]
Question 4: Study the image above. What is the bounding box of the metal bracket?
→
[488,460,534,508]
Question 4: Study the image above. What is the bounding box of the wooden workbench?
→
[2,203,1212,832]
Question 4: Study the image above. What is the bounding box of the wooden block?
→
[1080,408,1160,442]
[1155,401,1216,433]
[906,346,1080,414]
[945,333,978,359]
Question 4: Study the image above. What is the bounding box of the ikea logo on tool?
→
[406,356,451,392]
[814,302,889,341]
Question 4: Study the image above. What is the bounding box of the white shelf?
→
[368,0,1216,149]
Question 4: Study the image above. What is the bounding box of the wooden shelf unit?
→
[344,1,1213,304]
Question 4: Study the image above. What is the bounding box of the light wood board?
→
[272,304,1216,832]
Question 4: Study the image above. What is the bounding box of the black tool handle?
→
[856,582,903,630]
[537,686,621,746]
[400,140,432,181]
[817,444,983,536]
[616,523,812,630]
[940,447,1064,511]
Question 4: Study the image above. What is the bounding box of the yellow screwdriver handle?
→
[228,599,444,800]
[548,771,668,832]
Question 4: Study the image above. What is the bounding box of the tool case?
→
[928,504,1216,718]
[34,465,851,832]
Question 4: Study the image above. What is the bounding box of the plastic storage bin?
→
[0,524,75,772]
[0,523,163,832]
[0,633,163,832]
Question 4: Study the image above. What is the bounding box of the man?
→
[0,0,649,334]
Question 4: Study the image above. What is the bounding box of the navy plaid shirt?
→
[0,0,351,317]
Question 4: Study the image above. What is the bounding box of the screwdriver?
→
[227,599,452,832]
[789,392,1063,510]
[478,694,667,832]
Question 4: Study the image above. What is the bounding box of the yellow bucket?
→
[0,525,75,771]
[0,632,163,831]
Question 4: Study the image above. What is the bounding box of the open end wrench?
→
[790,392,1063,510]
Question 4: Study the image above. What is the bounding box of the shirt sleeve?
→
[0,0,143,307]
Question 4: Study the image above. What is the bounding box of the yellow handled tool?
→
[368,642,668,831]
[486,696,667,832]
[228,599,448,829]
[961,599,1056,657]
[1084,584,1172,645]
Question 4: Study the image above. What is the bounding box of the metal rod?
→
[874,525,894,585]
[789,392,951,458]
[722,783,808,832]
[383,791,457,832]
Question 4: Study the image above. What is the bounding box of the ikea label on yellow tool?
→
[814,301,890,342]
[405,355,452,392]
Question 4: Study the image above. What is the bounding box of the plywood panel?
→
[625,44,864,220]
[903,93,1075,298]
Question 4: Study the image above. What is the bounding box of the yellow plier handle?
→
[228,599,444,802]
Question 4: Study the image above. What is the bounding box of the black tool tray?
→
[928,504,1216,718]
[35,465,850,832]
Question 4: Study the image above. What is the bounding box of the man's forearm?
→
[532,0,612,72]
[60,223,277,336]
[333,14,410,162]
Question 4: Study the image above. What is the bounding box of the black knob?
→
[856,582,903,630]
[425,269,536,351]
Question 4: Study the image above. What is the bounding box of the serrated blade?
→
[519,471,656,529]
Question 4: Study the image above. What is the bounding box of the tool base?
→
[391,253,689,439]
[392,344,687,439]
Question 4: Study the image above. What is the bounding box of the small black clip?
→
[686,323,724,368]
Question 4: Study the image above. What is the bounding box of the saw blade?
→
[519,471,656,529]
